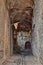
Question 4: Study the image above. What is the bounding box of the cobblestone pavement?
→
[2,55,42,65]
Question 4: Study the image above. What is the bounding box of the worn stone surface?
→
[2,55,42,65]
[0,0,5,59]
[32,0,43,64]
[39,0,43,64]
[0,0,11,60]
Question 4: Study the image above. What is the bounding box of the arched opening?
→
[1,0,43,64]
[5,0,34,55]
[10,7,33,55]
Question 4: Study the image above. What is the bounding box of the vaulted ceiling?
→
[6,0,34,10]
[5,0,34,32]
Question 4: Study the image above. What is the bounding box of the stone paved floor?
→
[2,55,42,65]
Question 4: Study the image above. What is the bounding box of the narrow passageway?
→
[0,0,43,65]
[11,6,33,55]
[3,55,42,65]
[2,0,42,65]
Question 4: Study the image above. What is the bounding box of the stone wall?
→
[32,0,41,57]
[39,0,43,64]
[32,0,43,64]
[0,0,6,60]
[0,0,11,61]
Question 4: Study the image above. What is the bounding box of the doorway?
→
[10,7,33,55]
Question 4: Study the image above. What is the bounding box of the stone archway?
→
[11,7,33,55]
[3,0,40,57]
[6,0,34,55]
[0,0,43,64]
[5,0,43,63]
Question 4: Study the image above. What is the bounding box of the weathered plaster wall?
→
[0,0,6,60]
[32,0,43,64]
[32,0,41,57]
[39,0,43,64]
[0,0,11,61]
